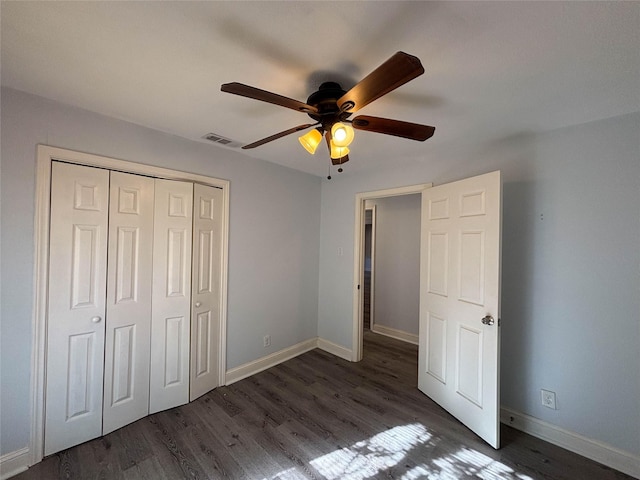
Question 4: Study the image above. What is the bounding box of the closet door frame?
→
[31,145,230,465]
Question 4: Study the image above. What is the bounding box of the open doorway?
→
[354,173,503,449]
[352,183,431,361]
[362,195,422,344]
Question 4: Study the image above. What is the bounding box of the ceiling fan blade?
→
[337,52,424,114]
[221,82,318,114]
[241,124,316,149]
[352,115,435,141]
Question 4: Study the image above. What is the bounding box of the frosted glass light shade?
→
[331,122,355,147]
[298,129,323,154]
[330,140,350,159]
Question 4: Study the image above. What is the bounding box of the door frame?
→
[364,205,377,332]
[30,145,230,465]
[351,183,431,361]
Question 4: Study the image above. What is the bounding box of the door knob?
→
[195,301,202,308]
[481,315,495,326]
[91,316,102,323]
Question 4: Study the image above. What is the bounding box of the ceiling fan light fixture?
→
[298,128,323,154]
[221,52,433,170]
[329,140,350,160]
[330,122,355,147]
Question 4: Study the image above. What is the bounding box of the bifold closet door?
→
[45,166,212,452]
[45,162,109,456]
[190,183,224,401]
[102,172,154,435]
[149,179,194,414]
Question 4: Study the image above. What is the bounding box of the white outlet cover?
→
[541,389,557,409]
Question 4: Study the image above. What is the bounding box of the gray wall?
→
[318,112,640,455]
[2,86,639,460]
[369,194,421,335]
[0,87,322,455]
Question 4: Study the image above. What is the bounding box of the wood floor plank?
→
[17,331,635,480]
[193,395,284,479]
[122,456,169,480]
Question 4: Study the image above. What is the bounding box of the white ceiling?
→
[2,1,639,177]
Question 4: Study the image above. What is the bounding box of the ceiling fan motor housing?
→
[306,82,352,128]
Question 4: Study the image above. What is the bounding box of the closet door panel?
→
[190,184,224,401]
[103,171,154,434]
[45,162,109,455]
[149,179,193,414]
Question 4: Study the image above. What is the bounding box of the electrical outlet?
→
[263,335,271,348]
[541,389,557,409]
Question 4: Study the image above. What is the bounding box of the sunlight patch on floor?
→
[262,467,308,480]
[262,423,537,479]
[310,423,432,480]
[428,447,536,479]
[299,422,537,480]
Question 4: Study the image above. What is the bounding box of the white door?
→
[149,179,193,414]
[45,162,109,455]
[418,170,502,448]
[190,184,224,401]
[102,171,154,434]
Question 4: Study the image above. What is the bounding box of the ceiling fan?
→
[220,51,435,177]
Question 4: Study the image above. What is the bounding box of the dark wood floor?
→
[18,332,632,479]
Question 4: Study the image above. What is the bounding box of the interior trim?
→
[0,447,29,480]
[501,407,640,478]
[225,338,319,385]
[316,337,352,361]
[352,183,432,362]
[371,324,419,345]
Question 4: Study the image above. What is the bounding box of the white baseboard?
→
[501,407,640,478]
[0,447,29,480]
[371,324,419,345]
[225,337,355,385]
[317,337,353,361]
[225,338,318,385]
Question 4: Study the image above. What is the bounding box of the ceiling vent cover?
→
[202,132,243,148]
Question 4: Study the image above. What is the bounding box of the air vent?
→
[202,132,243,148]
